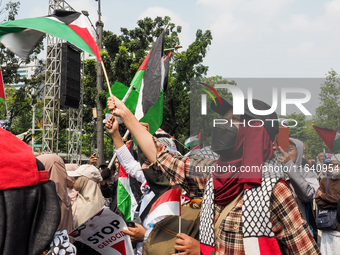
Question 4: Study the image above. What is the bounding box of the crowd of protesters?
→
[1,95,340,255]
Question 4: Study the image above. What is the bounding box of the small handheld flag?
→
[313,125,340,152]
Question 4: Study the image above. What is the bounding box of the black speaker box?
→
[60,43,81,109]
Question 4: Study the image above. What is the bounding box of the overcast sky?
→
[14,0,340,114]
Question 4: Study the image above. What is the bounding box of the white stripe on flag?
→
[1,29,44,60]
[134,79,145,120]
[144,201,180,227]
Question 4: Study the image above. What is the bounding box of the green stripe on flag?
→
[117,181,132,221]
[0,97,4,102]
[106,81,139,114]
[139,91,164,135]
[130,70,144,92]
[184,139,200,149]
[333,137,340,152]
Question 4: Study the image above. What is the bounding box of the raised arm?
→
[107,96,157,163]
[105,116,146,183]
[107,96,214,197]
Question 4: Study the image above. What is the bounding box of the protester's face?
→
[115,158,120,170]
[223,108,241,129]
[67,179,74,189]
[319,153,326,162]
[288,143,297,163]
[330,160,340,178]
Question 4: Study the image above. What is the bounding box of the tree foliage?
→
[280,70,340,158]
[0,1,45,135]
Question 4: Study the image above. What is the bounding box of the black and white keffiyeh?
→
[200,157,284,254]
[46,230,76,255]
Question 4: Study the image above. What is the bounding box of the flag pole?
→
[179,216,181,234]
[100,60,113,97]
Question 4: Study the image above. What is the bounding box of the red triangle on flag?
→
[313,125,337,152]
[111,240,126,255]
[118,143,131,178]
[196,132,201,140]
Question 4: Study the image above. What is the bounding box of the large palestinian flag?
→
[107,31,172,135]
[0,10,100,61]
[313,125,340,152]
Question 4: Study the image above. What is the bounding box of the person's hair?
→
[289,141,296,147]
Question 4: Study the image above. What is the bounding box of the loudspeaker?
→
[60,43,81,109]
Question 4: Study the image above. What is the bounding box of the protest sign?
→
[69,207,133,255]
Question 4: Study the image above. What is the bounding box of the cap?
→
[67,164,103,183]
[211,97,279,141]
[0,127,49,189]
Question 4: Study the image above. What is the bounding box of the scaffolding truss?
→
[43,0,83,163]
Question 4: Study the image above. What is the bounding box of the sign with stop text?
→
[69,207,133,255]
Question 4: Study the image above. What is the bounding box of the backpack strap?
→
[326,177,330,194]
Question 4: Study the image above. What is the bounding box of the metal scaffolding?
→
[43,0,83,163]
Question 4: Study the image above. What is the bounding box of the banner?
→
[69,207,133,255]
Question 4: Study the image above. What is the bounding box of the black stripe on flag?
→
[142,31,165,115]
[163,53,171,93]
[48,10,81,25]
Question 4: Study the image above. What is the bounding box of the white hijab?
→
[72,176,104,228]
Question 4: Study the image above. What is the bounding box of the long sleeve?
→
[270,182,321,255]
[285,161,319,203]
[141,137,216,197]
[115,144,146,184]
[315,178,340,209]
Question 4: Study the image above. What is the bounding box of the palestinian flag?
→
[107,31,172,135]
[116,143,138,221]
[144,188,181,227]
[0,10,100,61]
[184,132,201,150]
[0,67,5,102]
[313,125,340,152]
[155,128,168,136]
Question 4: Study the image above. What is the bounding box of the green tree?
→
[314,69,340,129]
[0,1,45,135]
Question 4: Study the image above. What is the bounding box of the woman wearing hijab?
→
[68,170,105,228]
[65,163,79,205]
[107,95,320,255]
[278,138,319,239]
[37,154,74,234]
